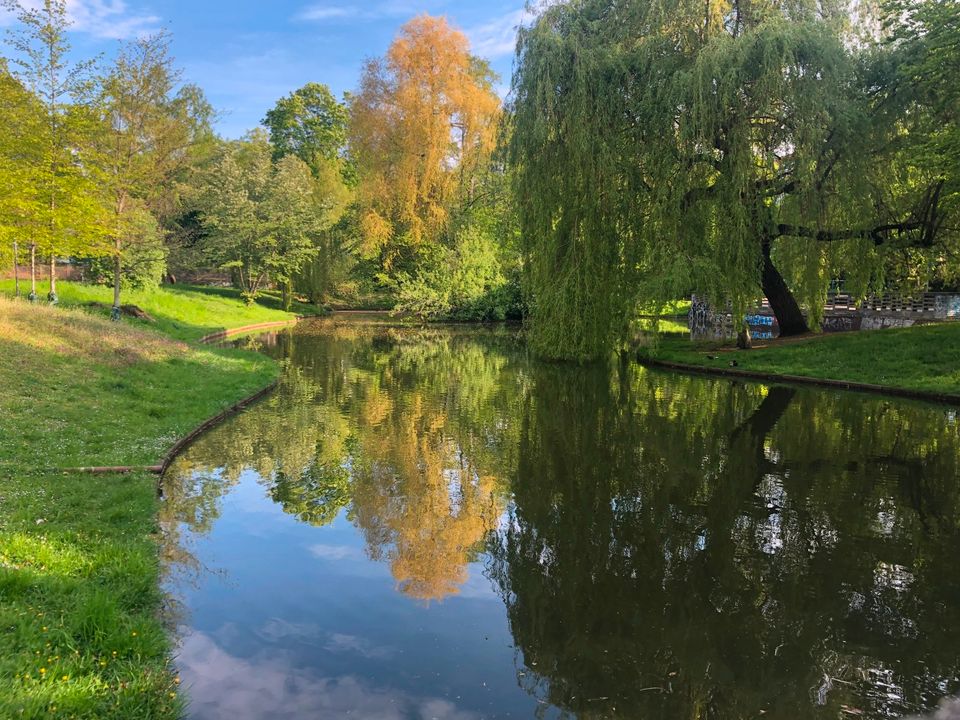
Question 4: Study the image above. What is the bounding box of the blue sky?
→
[1,1,531,138]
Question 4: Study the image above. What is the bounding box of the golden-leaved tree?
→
[349,15,501,271]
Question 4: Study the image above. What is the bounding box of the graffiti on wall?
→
[861,316,917,331]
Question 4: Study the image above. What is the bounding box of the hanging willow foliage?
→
[511,0,951,360]
[509,3,646,361]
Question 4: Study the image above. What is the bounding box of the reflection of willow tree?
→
[488,363,960,719]
[164,321,523,601]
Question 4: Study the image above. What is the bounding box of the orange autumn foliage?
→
[350,15,501,266]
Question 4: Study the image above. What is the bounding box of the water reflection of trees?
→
[165,322,960,717]
[487,362,960,719]
[165,323,524,601]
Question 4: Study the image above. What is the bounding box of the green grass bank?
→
[637,322,960,396]
[0,288,292,719]
[0,280,321,342]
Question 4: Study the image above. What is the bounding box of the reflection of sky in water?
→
[176,630,482,720]
[166,471,542,720]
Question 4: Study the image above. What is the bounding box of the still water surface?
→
[162,318,960,720]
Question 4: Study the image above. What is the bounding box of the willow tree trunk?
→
[760,240,808,336]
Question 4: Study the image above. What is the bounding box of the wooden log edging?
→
[639,358,960,406]
[157,379,279,476]
[198,318,300,345]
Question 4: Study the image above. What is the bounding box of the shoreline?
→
[56,318,304,476]
[0,295,299,719]
[198,318,301,344]
[639,357,960,406]
[635,321,960,403]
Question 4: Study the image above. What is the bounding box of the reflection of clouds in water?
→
[325,632,395,659]
[906,697,960,720]
[308,543,362,561]
[177,631,480,720]
[256,618,323,642]
[256,620,396,658]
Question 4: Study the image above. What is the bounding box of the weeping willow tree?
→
[511,0,951,360]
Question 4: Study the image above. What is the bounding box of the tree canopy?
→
[350,15,502,267]
[510,0,958,359]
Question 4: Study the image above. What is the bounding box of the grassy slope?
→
[638,322,960,395]
[0,280,320,341]
[0,297,280,719]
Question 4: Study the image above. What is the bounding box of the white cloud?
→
[294,1,438,24]
[0,0,161,40]
[465,7,530,61]
[297,5,355,21]
[467,2,566,61]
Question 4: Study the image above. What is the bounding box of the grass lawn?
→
[636,299,692,317]
[637,322,960,395]
[0,280,322,342]
[0,296,281,719]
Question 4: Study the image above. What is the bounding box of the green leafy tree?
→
[260,84,355,306]
[0,61,42,298]
[262,81,349,175]
[198,132,321,304]
[96,31,207,308]
[880,0,960,290]
[510,0,953,360]
[2,0,110,302]
[265,154,328,309]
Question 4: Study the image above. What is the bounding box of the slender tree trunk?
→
[113,236,122,318]
[282,280,292,311]
[48,254,57,303]
[113,196,126,316]
[12,241,20,299]
[29,243,37,302]
[760,239,808,336]
[48,187,57,302]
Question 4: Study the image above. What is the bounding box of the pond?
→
[161,317,960,720]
